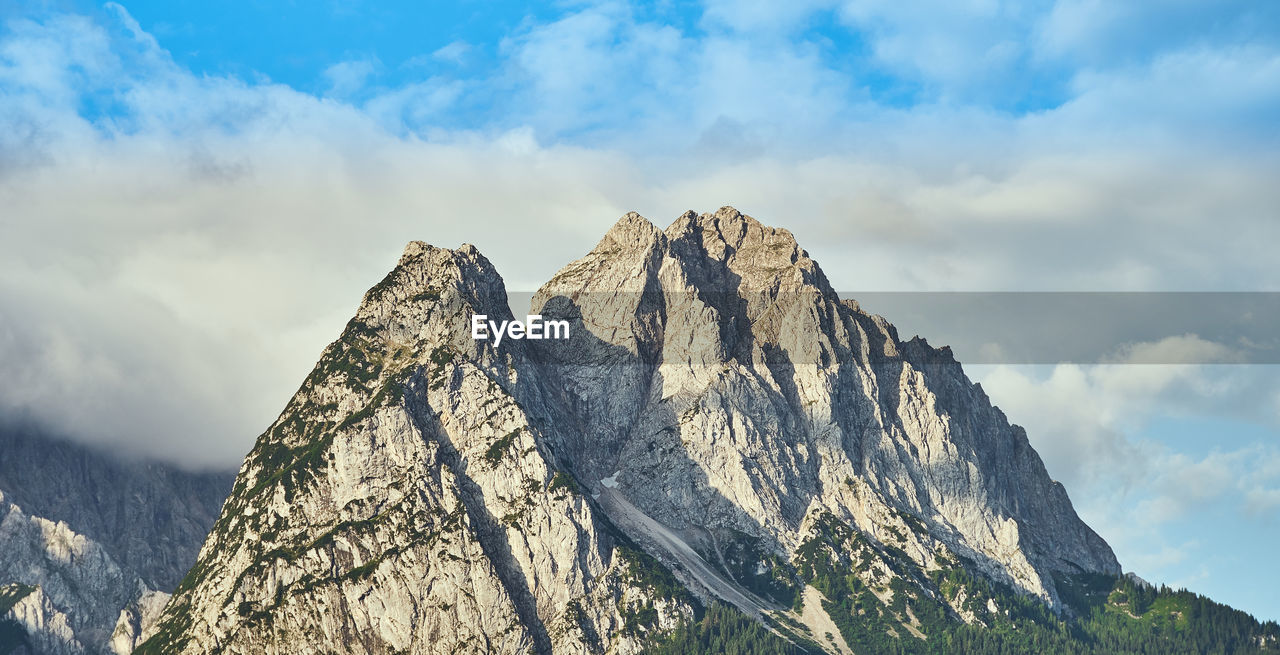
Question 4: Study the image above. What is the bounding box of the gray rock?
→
[2,584,83,655]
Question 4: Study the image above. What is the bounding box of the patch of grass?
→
[483,428,522,465]
[549,471,579,496]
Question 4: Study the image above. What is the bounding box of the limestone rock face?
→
[530,208,1118,612]
[110,590,171,655]
[0,430,233,594]
[0,431,231,655]
[2,583,83,655]
[0,494,126,653]
[141,209,1118,654]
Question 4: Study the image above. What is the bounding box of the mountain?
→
[135,208,1279,654]
[0,426,233,655]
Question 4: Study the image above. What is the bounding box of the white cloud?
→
[977,353,1280,492]
[362,78,464,130]
[827,0,1280,112]
[431,40,470,64]
[1037,0,1280,67]
[1245,487,1280,516]
[493,1,856,149]
[831,0,1047,102]
[499,2,691,139]
[1109,334,1245,365]
[324,59,378,97]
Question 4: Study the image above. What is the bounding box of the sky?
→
[2,0,1279,621]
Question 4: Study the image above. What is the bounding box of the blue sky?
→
[2,0,1279,623]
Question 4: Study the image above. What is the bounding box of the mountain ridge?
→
[130,207,1275,655]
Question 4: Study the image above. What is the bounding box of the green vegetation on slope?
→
[715,529,800,608]
[784,513,1280,655]
[643,603,815,655]
[617,543,701,637]
[644,511,1279,655]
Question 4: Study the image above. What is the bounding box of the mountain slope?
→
[138,208,1276,655]
[0,428,232,654]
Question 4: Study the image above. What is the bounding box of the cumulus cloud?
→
[835,0,1042,102]
[976,353,1280,491]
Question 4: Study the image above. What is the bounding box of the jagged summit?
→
[139,208,1125,655]
[667,206,801,253]
[599,206,804,264]
[600,211,664,251]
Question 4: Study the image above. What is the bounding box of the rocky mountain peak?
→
[397,239,432,263]
[683,206,794,252]
[347,241,514,375]
[530,210,1117,607]
[600,211,665,253]
[364,241,503,315]
[661,207,830,303]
